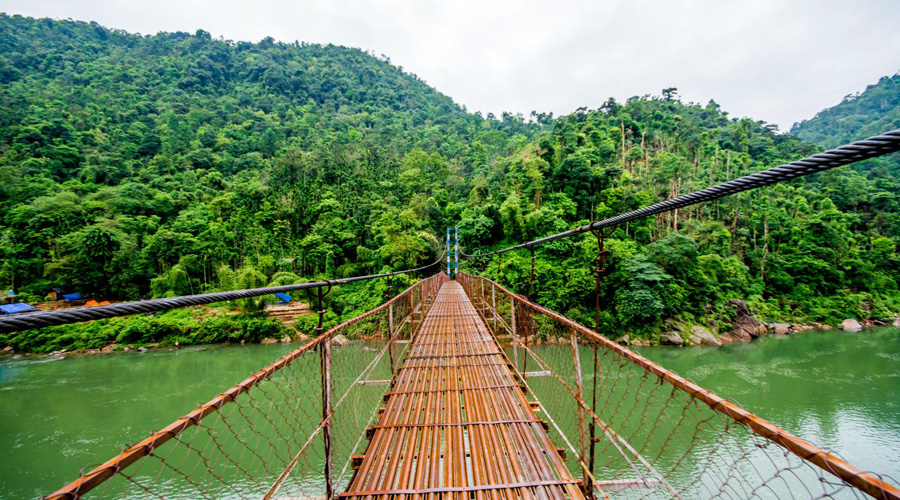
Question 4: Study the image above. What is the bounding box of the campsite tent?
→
[0,303,36,314]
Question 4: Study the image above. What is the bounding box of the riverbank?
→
[0,306,293,355]
[3,327,898,499]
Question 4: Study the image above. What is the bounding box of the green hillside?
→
[792,74,900,149]
[1,15,898,352]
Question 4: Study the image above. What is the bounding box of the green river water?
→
[1,327,898,499]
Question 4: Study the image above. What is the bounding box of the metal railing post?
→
[570,328,590,497]
[388,302,395,380]
[320,338,333,499]
[491,283,497,334]
[511,295,518,372]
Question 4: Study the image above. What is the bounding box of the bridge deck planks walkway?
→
[343,281,586,500]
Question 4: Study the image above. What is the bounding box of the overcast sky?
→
[2,0,899,131]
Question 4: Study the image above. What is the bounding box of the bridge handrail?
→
[42,274,447,500]
[0,254,445,334]
[459,271,900,500]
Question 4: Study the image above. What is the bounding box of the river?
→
[1,328,898,499]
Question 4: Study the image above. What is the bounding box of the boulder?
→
[615,335,630,345]
[661,331,684,346]
[690,326,721,346]
[717,332,743,343]
[2,346,12,353]
[892,315,900,328]
[838,319,862,332]
[771,323,791,335]
[281,334,293,343]
[669,322,688,334]
[137,346,148,353]
[333,334,351,347]
[260,337,279,345]
[728,299,760,339]
[295,333,312,343]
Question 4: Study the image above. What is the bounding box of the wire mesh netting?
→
[458,272,900,500]
[43,274,445,500]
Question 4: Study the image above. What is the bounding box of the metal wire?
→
[41,274,446,500]
[0,254,444,333]
[460,129,900,258]
[459,272,900,500]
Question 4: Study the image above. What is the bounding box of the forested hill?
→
[792,74,900,149]
[1,14,899,350]
[0,14,537,303]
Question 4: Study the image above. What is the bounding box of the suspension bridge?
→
[3,131,900,499]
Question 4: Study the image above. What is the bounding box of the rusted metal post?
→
[511,295,518,372]
[388,302,395,381]
[589,343,599,490]
[522,302,529,379]
[491,282,497,334]
[480,278,485,315]
[311,283,334,499]
[587,224,613,494]
[321,337,333,499]
[409,287,415,341]
[527,246,536,300]
[570,328,590,497]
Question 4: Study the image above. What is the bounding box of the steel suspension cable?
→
[0,254,445,334]
[460,129,900,258]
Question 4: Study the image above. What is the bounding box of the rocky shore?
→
[627,302,900,348]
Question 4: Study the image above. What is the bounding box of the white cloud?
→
[3,0,899,130]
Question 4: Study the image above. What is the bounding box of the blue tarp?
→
[0,303,36,314]
[62,293,84,301]
[275,293,292,304]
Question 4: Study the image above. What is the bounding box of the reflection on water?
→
[0,344,297,499]
[635,327,900,483]
[1,327,898,499]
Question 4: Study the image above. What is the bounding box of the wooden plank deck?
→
[343,281,585,500]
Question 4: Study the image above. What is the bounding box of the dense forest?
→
[792,73,900,149]
[1,15,898,351]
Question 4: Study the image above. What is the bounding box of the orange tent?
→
[84,300,99,307]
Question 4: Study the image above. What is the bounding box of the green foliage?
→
[1,15,898,350]
[0,307,288,353]
[464,85,900,338]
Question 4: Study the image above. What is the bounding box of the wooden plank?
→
[345,281,586,500]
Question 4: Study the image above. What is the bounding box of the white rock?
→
[838,319,862,332]
[662,331,684,346]
[690,326,721,346]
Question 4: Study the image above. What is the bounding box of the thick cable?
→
[0,255,444,333]
[461,129,900,258]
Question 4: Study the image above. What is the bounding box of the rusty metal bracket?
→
[588,225,616,331]
[384,273,393,303]
[309,281,334,335]
[527,245,536,300]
